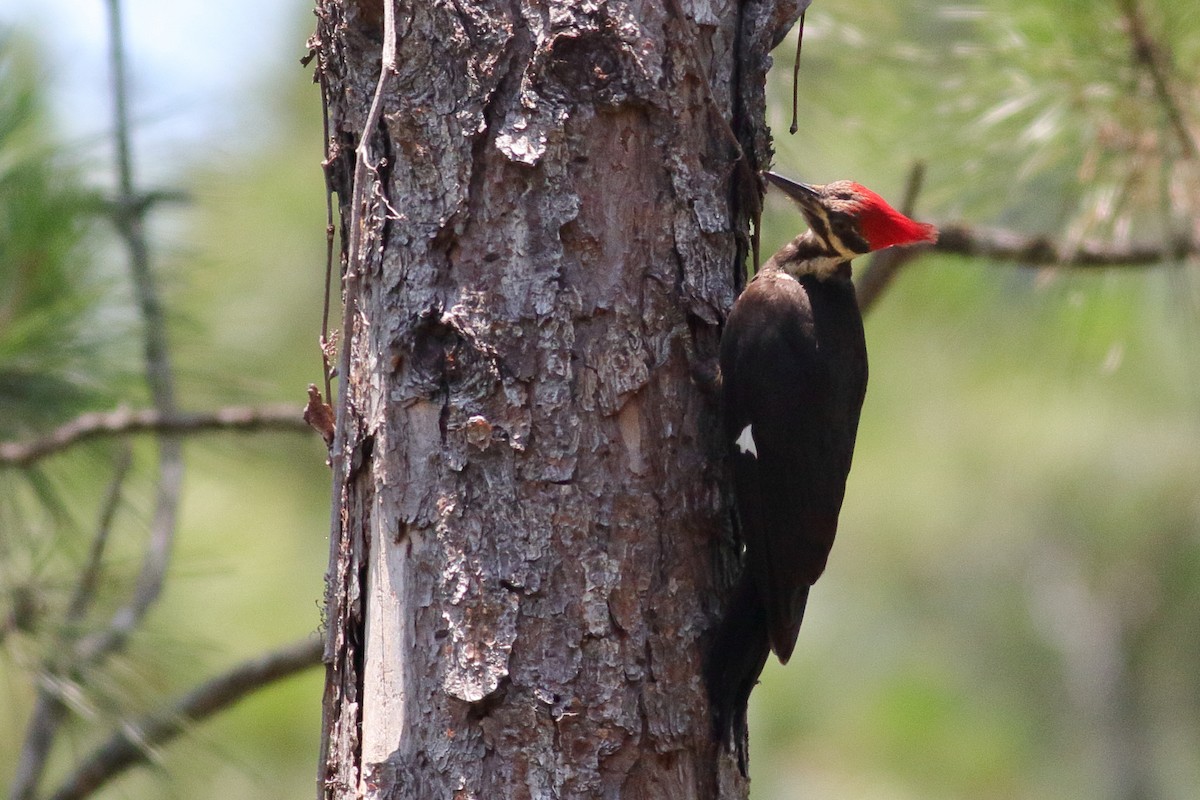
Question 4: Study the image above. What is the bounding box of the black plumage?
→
[705,173,936,766]
[706,260,867,754]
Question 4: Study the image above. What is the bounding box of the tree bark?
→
[312,1,801,797]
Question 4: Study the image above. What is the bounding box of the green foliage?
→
[0,37,131,439]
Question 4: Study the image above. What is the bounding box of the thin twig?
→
[45,637,324,800]
[1117,0,1200,160]
[68,446,134,625]
[319,68,337,405]
[0,405,309,468]
[788,11,805,135]
[318,0,397,791]
[81,0,185,667]
[10,685,67,800]
[9,449,134,800]
[106,0,176,416]
[323,0,397,645]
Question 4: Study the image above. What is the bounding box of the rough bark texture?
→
[313,1,800,797]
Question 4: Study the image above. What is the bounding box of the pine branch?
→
[44,637,324,800]
[0,405,310,467]
[854,167,1193,315]
[931,223,1191,267]
[859,221,1190,315]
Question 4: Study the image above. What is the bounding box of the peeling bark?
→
[312,1,801,797]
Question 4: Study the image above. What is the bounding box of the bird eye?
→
[831,218,870,254]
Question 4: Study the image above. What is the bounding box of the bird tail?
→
[703,577,772,774]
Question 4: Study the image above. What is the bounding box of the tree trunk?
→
[312,1,801,797]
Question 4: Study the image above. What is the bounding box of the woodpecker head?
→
[765,172,938,275]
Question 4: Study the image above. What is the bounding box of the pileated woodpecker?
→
[707,172,937,758]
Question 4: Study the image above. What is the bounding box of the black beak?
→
[764,172,822,204]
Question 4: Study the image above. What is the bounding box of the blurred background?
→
[1,1,1197,799]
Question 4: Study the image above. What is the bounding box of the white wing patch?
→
[735,424,758,458]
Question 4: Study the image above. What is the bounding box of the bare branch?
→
[11,688,69,800]
[853,158,1192,315]
[97,189,190,218]
[83,0,186,673]
[858,219,1189,315]
[66,447,134,624]
[105,0,177,416]
[0,405,310,467]
[931,223,1190,267]
[45,637,324,800]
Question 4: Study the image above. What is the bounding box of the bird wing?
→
[720,270,867,663]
